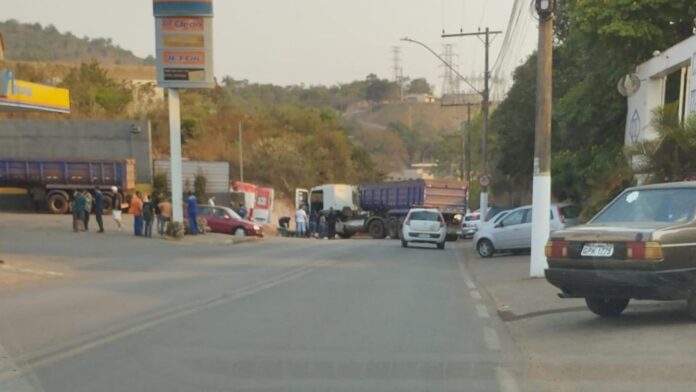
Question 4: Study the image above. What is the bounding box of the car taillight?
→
[625,241,663,261]
[545,240,569,258]
[557,207,564,224]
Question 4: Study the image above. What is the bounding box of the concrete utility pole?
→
[168,89,184,224]
[442,28,502,220]
[530,0,556,277]
[466,102,473,202]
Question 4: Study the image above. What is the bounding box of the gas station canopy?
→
[0,69,70,114]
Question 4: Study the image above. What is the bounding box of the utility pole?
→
[442,27,502,220]
[466,102,472,200]
[238,120,244,183]
[530,0,556,277]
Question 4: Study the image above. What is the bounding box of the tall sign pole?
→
[153,0,214,236]
[530,0,555,277]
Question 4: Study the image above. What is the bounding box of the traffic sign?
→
[479,174,490,188]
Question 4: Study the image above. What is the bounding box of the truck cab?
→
[295,184,358,214]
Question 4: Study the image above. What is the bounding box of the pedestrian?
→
[238,203,247,220]
[93,186,104,233]
[309,209,318,237]
[327,207,337,240]
[72,190,86,232]
[110,186,123,232]
[151,191,161,235]
[208,195,216,206]
[83,190,93,231]
[318,212,327,239]
[142,195,154,238]
[158,197,172,236]
[295,206,307,237]
[130,191,143,236]
[187,191,199,235]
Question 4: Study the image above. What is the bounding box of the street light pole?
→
[442,28,502,220]
[530,0,555,277]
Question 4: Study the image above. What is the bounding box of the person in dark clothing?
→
[83,191,93,231]
[309,209,318,237]
[143,195,154,238]
[72,191,86,232]
[318,212,327,239]
[151,191,162,235]
[93,187,104,233]
[327,207,337,240]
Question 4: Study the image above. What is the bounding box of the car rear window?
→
[593,188,696,224]
[560,205,581,219]
[410,211,441,221]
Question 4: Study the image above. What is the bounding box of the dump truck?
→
[296,179,467,240]
[0,158,136,214]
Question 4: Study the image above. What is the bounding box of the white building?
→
[625,35,696,147]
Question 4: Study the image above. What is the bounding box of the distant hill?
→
[0,19,153,65]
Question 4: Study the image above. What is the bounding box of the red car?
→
[197,205,263,237]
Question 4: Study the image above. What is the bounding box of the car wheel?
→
[437,241,445,250]
[401,239,408,248]
[477,239,494,258]
[585,297,629,318]
[234,227,246,237]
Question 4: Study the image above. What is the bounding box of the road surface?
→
[0,213,516,392]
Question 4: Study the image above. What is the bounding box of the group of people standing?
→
[128,190,173,237]
[71,187,105,233]
[295,206,338,239]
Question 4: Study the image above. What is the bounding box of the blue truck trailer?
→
[0,158,136,214]
[296,179,467,240]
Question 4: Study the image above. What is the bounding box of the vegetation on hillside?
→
[490,0,696,214]
[0,19,153,65]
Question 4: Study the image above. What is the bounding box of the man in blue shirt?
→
[187,192,199,235]
[93,186,104,233]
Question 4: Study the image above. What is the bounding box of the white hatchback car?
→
[401,208,447,249]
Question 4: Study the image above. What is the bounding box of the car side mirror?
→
[495,222,504,228]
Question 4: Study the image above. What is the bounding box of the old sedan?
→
[545,182,696,318]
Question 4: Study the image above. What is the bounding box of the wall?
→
[0,120,152,184]
[626,35,696,146]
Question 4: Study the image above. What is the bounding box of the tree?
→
[407,78,432,94]
[60,62,133,117]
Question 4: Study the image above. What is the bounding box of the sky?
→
[3,0,537,95]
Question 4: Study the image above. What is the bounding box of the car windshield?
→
[593,188,696,224]
[410,211,440,221]
[220,207,242,220]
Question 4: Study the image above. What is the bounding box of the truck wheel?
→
[47,192,69,214]
[368,220,386,239]
[585,298,629,318]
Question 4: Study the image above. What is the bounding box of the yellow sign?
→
[0,70,70,114]
[163,34,205,48]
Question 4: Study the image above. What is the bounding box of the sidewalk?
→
[460,241,696,392]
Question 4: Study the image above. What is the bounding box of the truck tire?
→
[47,192,69,214]
[368,219,387,239]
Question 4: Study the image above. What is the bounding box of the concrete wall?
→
[626,35,696,147]
[0,120,152,184]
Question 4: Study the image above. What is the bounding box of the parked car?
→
[545,183,696,318]
[197,205,263,237]
[474,203,581,257]
[401,208,447,250]
[461,211,481,238]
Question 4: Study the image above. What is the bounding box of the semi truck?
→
[0,158,136,214]
[296,179,467,240]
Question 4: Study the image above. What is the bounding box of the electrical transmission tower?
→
[391,46,404,100]
[440,44,461,102]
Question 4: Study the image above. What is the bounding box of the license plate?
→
[581,243,614,257]
[417,233,431,238]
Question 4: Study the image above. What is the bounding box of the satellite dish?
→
[617,73,641,97]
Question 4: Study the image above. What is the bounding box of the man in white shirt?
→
[295,206,308,237]
[208,195,216,206]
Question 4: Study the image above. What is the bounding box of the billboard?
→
[153,1,214,89]
[0,70,70,114]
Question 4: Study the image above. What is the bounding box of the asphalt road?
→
[0,214,516,392]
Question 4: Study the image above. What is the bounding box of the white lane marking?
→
[484,327,501,351]
[476,304,490,318]
[0,342,43,391]
[457,260,477,289]
[470,290,482,300]
[1,260,332,378]
[496,366,521,392]
[464,278,476,290]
